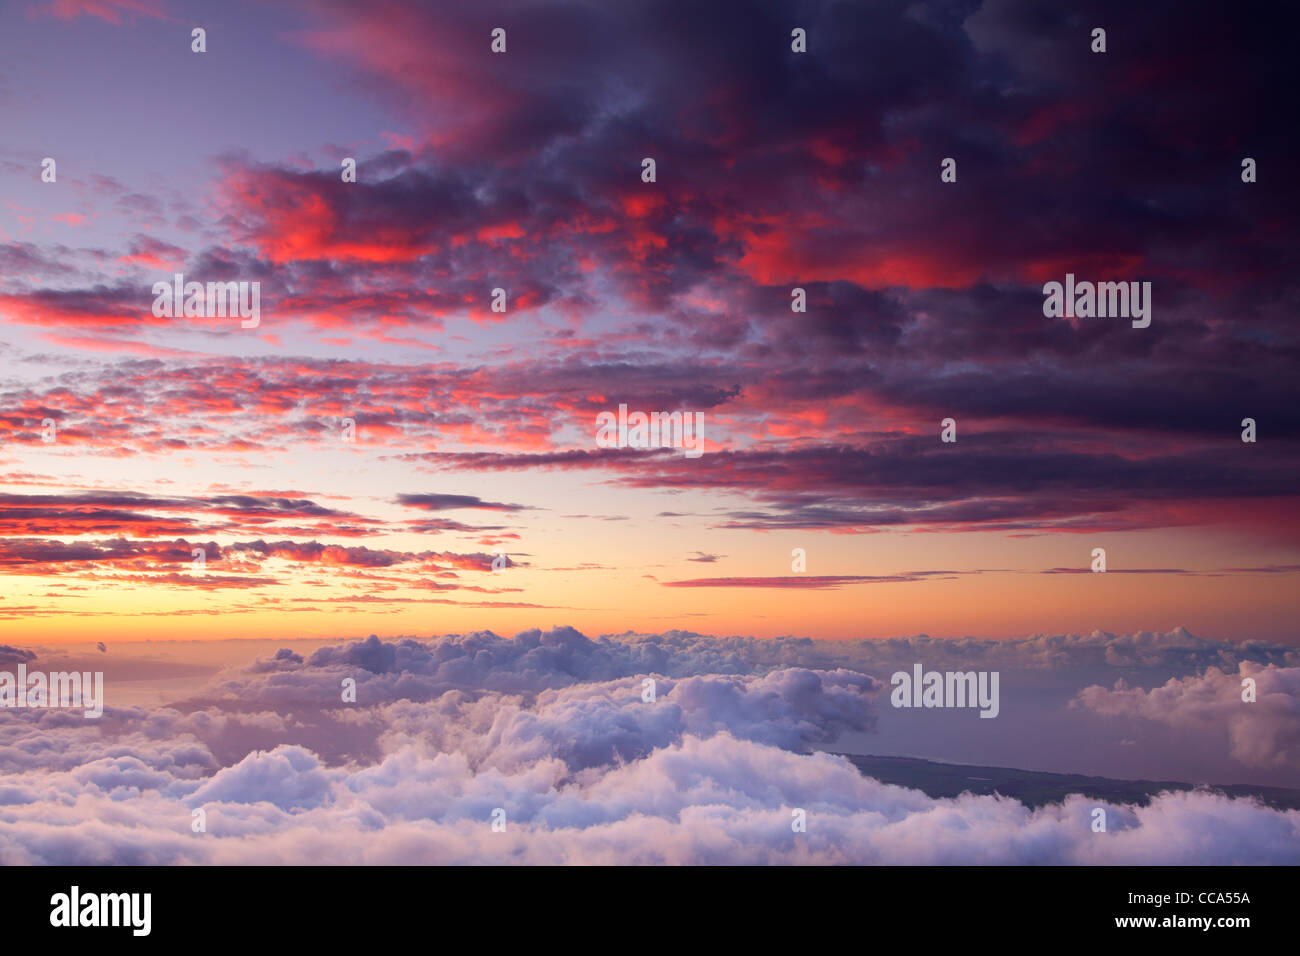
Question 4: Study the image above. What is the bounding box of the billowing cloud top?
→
[1,627,1298,864]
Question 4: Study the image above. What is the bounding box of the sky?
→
[1,0,1298,648]
[0,0,1298,867]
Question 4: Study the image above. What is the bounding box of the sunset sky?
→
[1,0,1297,646]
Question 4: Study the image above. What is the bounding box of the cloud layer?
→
[1,627,1298,864]
[1076,661,1300,769]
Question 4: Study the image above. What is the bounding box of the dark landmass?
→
[838,754,1300,811]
